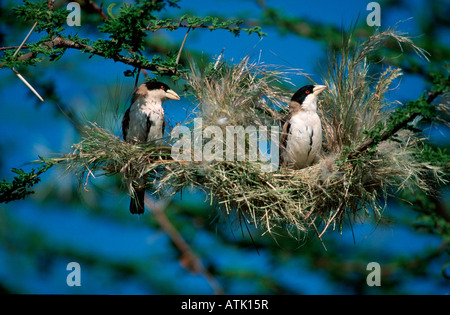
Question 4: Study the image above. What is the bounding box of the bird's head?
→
[290,84,326,112]
[141,81,181,102]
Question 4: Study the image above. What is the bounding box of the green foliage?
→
[13,0,68,36]
[0,48,43,69]
[429,68,450,94]
[415,144,449,169]
[98,1,154,55]
[400,183,450,244]
[0,162,53,204]
[359,69,449,155]
[1,0,265,78]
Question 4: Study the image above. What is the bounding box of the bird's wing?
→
[162,114,166,137]
[122,107,130,141]
[280,117,291,151]
[144,115,153,142]
[279,117,291,165]
[306,127,314,156]
[293,114,322,163]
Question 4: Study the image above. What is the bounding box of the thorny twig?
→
[11,21,44,102]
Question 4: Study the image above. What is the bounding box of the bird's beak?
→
[165,89,180,101]
[313,85,326,96]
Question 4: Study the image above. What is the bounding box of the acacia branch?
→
[146,22,256,34]
[0,45,27,51]
[51,37,176,74]
[0,36,177,75]
[349,90,444,159]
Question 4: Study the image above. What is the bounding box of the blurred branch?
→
[144,194,225,295]
[77,0,108,20]
[244,1,450,76]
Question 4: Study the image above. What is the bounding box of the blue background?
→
[0,0,449,294]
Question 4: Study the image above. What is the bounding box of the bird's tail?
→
[130,178,145,215]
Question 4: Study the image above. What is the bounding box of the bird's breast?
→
[146,110,165,141]
[126,98,164,142]
[283,111,322,168]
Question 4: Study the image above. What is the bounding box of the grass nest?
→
[60,28,446,239]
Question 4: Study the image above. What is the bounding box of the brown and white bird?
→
[280,84,326,169]
[122,81,180,214]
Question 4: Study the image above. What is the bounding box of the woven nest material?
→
[62,29,444,239]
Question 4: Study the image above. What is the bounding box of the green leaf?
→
[0,163,54,204]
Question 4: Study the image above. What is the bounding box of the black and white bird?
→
[122,81,180,214]
[280,84,326,169]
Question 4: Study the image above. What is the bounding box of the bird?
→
[280,84,326,169]
[122,81,180,214]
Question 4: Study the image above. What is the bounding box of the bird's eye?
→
[161,85,166,90]
[305,90,310,94]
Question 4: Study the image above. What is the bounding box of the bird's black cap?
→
[144,81,171,91]
[291,85,315,104]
